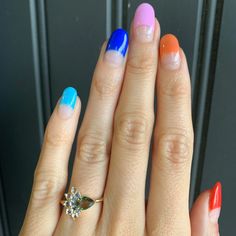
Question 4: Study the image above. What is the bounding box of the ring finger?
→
[147,34,194,235]
[55,29,128,236]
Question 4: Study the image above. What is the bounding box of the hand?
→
[20,3,221,236]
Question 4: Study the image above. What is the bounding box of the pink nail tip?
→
[133,3,155,30]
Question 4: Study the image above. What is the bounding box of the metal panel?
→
[0,0,42,235]
[46,0,107,110]
[201,0,236,234]
[190,0,224,205]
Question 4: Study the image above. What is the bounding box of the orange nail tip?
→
[160,34,180,56]
[209,182,222,211]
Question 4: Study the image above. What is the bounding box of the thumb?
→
[190,182,222,236]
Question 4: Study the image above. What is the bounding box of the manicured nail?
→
[209,182,222,224]
[133,3,155,42]
[58,87,77,119]
[160,34,181,70]
[105,29,129,66]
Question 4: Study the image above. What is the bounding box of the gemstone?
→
[66,209,72,215]
[71,187,76,194]
[62,200,69,207]
[62,187,95,219]
[78,196,95,210]
[65,193,71,200]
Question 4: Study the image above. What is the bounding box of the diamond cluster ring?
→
[61,187,103,219]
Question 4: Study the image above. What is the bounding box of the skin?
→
[20,15,219,236]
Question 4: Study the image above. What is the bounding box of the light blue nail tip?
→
[60,87,77,109]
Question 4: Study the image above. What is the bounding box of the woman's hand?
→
[20,3,221,236]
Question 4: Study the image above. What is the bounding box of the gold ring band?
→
[95,198,104,203]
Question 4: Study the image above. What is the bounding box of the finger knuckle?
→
[159,73,190,98]
[94,73,120,98]
[44,127,72,147]
[127,46,156,76]
[147,225,160,236]
[77,133,109,164]
[32,170,66,202]
[157,129,193,170]
[115,112,152,150]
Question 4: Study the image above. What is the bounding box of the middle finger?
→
[100,3,160,234]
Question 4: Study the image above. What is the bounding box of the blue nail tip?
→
[106,29,129,57]
[60,87,77,109]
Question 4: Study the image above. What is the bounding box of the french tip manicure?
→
[105,29,129,62]
[133,3,155,42]
[160,34,181,70]
[58,87,77,119]
[209,182,222,211]
[134,3,155,27]
[209,182,222,223]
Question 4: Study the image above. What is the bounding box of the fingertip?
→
[58,87,80,120]
[104,29,129,66]
[70,95,82,119]
[133,3,155,43]
[100,41,107,54]
[154,18,161,42]
[191,184,222,236]
[179,48,189,66]
[75,95,82,112]
[190,190,210,236]
[159,34,181,70]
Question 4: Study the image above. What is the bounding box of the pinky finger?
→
[190,182,222,236]
[20,87,81,236]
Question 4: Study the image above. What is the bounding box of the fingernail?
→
[133,3,155,43]
[209,182,222,224]
[160,34,181,70]
[58,87,77,119]
[105,29,129,66]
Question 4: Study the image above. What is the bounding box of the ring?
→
[61,187,103,219]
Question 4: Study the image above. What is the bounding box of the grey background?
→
[0,0,234,235]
